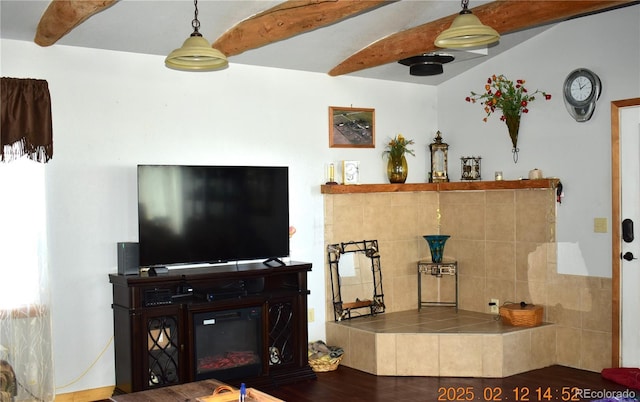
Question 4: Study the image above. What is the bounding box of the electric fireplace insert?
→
[193,306,263,381]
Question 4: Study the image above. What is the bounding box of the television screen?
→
[137,165,289,267]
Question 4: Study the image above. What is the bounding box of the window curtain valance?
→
[1,77,53,163]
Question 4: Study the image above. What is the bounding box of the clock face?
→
[569,75,593,102]
[563,68,602,122]
[564,68,600,106]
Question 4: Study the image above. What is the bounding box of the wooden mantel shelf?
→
[321,179,560,194]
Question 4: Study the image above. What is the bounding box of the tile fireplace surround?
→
[321,181,612,375]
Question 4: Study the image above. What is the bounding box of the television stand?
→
[263,257,286,267]
[109,261,314,393]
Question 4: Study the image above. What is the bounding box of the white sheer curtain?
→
[0,158,54,402]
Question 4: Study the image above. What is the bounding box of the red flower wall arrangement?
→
[467,74,551,162]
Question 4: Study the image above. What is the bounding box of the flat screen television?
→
[137,165,289,267]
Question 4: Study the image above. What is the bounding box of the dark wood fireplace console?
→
[109,261,315,394]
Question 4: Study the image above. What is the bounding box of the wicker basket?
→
[499,303,543,327]
[308,354,343,372]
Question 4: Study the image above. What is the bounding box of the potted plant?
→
[383,134,415,183]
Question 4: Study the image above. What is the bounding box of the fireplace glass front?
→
[193,306,263,381]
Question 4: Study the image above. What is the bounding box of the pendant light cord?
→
[191,0,202,37]
[460,0,471,15]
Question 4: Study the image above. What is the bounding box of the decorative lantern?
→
[429,131,449,183]
[461,156,481,181]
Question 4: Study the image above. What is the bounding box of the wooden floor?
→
[263,365,638,402]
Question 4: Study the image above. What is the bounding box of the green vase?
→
[387,154,408,183]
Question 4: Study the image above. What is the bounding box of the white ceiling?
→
[0,0,557,85]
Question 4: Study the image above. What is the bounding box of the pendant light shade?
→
[435,0,499,49]
[165,0,228,71]
[165,34,228,71]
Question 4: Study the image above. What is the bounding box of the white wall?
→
[0,39,436,392]
[438,5,640,277]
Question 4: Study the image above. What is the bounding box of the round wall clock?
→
[563,68,602,122]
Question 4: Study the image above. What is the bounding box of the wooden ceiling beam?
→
[34,0,118,47]
[329,0,635,77]
[212,0,393,57]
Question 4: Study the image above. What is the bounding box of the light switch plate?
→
[594,217,608,233]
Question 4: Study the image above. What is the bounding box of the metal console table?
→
[417,260,458,310]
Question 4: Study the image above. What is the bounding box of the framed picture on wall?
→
[329,106,375,148]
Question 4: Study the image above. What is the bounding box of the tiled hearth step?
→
[326,307,555,378]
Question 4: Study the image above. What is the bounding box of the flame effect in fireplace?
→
[198,351,260,372]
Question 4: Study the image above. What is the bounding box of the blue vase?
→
[423,235,450,263]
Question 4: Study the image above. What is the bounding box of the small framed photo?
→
[329,106,375,148]
[461,156,482,181]
[342,160,360,185]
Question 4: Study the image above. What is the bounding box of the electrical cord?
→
[55,335,114,390]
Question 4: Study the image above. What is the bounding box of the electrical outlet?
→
[489,299,499,314]
[308,308,315,323]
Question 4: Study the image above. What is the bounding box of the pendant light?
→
[165,0,228,71]
[434,0,499,49]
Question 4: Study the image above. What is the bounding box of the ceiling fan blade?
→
[35,0,118,47]
[212,0,393,57]
[329,0,635,76]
